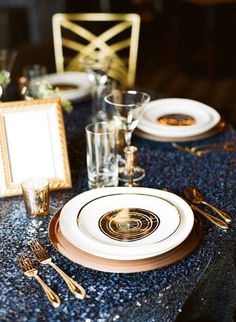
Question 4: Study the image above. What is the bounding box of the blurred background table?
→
[0,97,235,322]
[1,1,236,127]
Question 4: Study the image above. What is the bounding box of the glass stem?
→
[125,130,132,146]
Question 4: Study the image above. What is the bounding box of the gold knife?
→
[189,203,229,230]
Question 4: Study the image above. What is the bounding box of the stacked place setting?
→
[48,97,224,273]
[136,98,223,142]
[48,187,203,273]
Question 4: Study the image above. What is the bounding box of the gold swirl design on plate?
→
[99,208,160,242]
[157,114,196,126]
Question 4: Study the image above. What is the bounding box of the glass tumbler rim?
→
[21,177,49,191]
[85,121,116,135]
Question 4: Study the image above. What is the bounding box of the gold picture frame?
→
[0,98,72,197]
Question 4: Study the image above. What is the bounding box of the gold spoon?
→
[184,187,231,224]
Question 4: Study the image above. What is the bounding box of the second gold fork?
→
[17,253,61,308]
[29,238,86,299]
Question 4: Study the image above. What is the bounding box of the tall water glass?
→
[22,64,47,98]
[86,122,118,189]
[23,64,47,81]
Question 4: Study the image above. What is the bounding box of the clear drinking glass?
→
[0,49,17,101]
[86,121,118,189]
[104,90,150,182]
[23,64,47,81]
[21,64,47,98]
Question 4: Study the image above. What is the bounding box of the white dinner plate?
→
[32,71,92,102]
[59,187,194,260]
[138,98,220,138]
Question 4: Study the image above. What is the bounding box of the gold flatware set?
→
[164,187,231,230]
[187,203,229,230]
[17,238,86,307]
[183,187,231,230]
[172,141,236,156]
[184,187,231,224]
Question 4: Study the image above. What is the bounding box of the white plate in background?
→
[138,98,220,138]
[33,71,92,102]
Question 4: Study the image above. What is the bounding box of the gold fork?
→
[189,141,234,152]
[172,142,236,156]
[195,147,236,156]
[29,238,86,299]
[17,253,61,308]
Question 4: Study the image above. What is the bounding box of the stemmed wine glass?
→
[0,49,17,101]
[79,54,114,122]
[104,89,150,183]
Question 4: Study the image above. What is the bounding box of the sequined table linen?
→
[0,100,235,322]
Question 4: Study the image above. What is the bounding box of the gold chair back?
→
[52,13,140,87]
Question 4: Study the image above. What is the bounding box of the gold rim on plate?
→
[48,209,203,273]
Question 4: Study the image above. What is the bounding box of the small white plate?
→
[138,98,220,138]
[78,193,180,246]
[33,71,92,102]
[59,187,194,260]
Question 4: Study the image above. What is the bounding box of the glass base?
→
[88,180,119,189]
[118,166,145,183]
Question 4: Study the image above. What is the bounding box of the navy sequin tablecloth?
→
[0,98,236,322]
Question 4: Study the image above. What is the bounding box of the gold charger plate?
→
[48,209,203,273]
[135,119,226,142]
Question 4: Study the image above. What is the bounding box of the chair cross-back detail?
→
[52,13,141,87]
